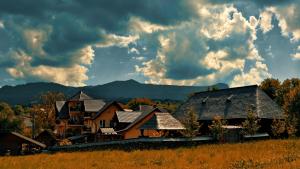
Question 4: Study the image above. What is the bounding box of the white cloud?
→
[0,20,4,29]
[132,56,145,61]
[6,49,90,86]
[231,61,271,87]
[128,47,140,55]
[129,17,171,34]
[95,34,139,48]
[136,4,270,87]
[259,10,274,33]
[291,53,300,60]
[268,5,300,41]
[73,45,95,65]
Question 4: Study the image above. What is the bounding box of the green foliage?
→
[181,109,201,137]
[126,98,155,110]
[259,78,281,100]
[242,108,261,135]
[0,102,22,132]
[283,85,300,136]
[209,116,227,141]
[30,91,66,134]
[285,114,298,137]
[271,118,286,138]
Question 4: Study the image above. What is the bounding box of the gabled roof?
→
[140,113,185,130]
[55,101,69,119]
[175,85,284,120]
[92,101,123,120]
[116,111,142,123]
[117,107,164,133]
[68,90,93,101]
[10,132,46,148]
[84,99,106,112]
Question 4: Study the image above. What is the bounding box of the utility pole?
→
[32,112,35,139]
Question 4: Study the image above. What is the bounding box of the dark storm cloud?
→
[0,0,196,67]
[208,0,294,6]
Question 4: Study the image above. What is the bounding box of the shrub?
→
[181,109,201,137]
[209,116,227,142]
[242,108,260,135]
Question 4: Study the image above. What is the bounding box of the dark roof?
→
[139,105,154,113]
[139,105,168,113]
[92,101,123,120]
[10,132,46,148]
[116,111,142,123]
[55,101,69,119]
[117,107,163,133]
[68,90,93,101]
[175,85,283,120]
[140,113,185,130]
[84,99,106,112]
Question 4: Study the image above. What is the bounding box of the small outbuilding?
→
[0,132,46,155]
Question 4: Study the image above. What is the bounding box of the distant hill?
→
[0,79,228,105]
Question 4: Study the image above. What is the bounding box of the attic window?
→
[226,94,234,102]
[202,96,209,104]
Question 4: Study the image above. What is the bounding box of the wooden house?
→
[117,107,185,139]
[0,132,46,155]
[175,85,284,135]
[55,91,123,138]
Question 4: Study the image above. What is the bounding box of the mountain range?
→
[0,79,228,105]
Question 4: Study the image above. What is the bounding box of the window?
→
[99,120,105,128]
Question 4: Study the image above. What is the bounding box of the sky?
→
[0,0,299,87]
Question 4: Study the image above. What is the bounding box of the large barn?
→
[175,85,284,134]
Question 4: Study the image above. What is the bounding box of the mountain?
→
[0,79,228,105]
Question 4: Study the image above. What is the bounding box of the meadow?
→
[0,139,299,169]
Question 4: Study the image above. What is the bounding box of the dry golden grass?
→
[0,139,299,169]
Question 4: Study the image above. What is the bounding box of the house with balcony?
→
[55,91,108,138]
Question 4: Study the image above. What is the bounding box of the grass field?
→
[0,139,299,169]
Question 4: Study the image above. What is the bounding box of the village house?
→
[55,91,123,138]
[55,91,185,141]
[175,85,284,135]
[116,106,185,139]
[0,131,46,155]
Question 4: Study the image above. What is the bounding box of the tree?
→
[126,98,155,110]
[30,91,66,132]
[285,114,298,137]
[271,118,286,138]
[242,108,261,135]
[0,102,22,132]
[209,116,227,142]
[260,78,281,100]
[283,85,300,136]
[277,78,300,106]
[181,109,201,137]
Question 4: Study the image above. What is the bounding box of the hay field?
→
[0,139,299,169]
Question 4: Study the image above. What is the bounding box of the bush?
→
[242,108,260,135]
[209,116,227,142]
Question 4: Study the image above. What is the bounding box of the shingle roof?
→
[99,128,117,135]
[11,132,46,148]
[68,90,93,101]
[116,111,142,123]
[55,101,69,119]
[140,113,185,130]
[92,101,123,120]
[175,85,283,120]
[117,107,164,133]
[84,99,106,112]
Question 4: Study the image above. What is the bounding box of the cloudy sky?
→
[0,0,299,87]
